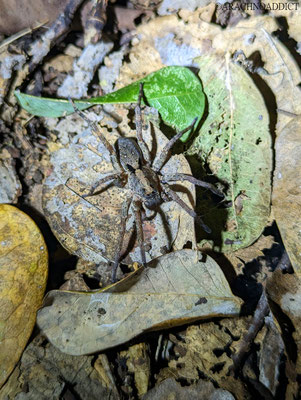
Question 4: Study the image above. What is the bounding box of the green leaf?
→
[188,54,272,252]
[15,66,205,142]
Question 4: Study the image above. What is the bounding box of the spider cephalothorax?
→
[116,137,162,209]
[43,84,221,281]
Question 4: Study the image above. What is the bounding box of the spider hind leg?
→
[162,183,211,234]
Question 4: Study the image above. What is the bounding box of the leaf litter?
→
[117,12,275,253]
[1,2,300,398]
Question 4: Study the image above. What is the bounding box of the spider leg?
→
[133,199,147,266]
[152,117,197,172]
[161,173,223,197]
[82,173,121,198]
[112,197,132,283]
[135,83,151,165]
[69,98,121,171]
[161,183,211,234]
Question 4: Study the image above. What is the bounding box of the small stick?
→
[229,290,269,374]
[28,0,83,71]
[83,0,108,45]
[0,20,48,52]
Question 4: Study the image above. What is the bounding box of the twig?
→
[229,249,291,374]
[229,290,269,373]
[0,20,48,52]
[1,0,84,111]
[27,0,84,71]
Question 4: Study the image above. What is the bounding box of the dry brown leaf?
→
[0,0,68,34]
[0,334,117,400]
[94,354,120,397]
[287,11,301,46]
[254,314,284,396]
[0,205,48,388]
[120,343,150,397]
[114,6,153,32]
[167,318,251,399]
[43,112,196,268]
[272,117,301,274]
[36,249,242,355]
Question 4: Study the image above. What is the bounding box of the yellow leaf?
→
[0,205,48,388]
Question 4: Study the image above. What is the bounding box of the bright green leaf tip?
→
[14,66,205,142]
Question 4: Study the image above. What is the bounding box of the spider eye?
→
[126,164,135,173]
[146,190,156,198]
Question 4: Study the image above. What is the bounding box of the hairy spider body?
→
[117,137,162,209]
[43,86,220,282]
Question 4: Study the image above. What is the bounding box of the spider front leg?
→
[161,183,211,234]
[69,98,121,172]
[135,83,152,166]
[152,117,197,172]
[135,83,151,165]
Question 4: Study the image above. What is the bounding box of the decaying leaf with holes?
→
[43,111,196,274]
[0,205,48,388]
[189,54,272,252]
[166,318,251,399]
[36,249,242,355]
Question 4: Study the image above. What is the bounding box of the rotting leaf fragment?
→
[188,54,272,252]
[36,249,242,355]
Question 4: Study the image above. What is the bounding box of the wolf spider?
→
[71,84,220,282]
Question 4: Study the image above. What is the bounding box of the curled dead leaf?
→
[36,249,242,355]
